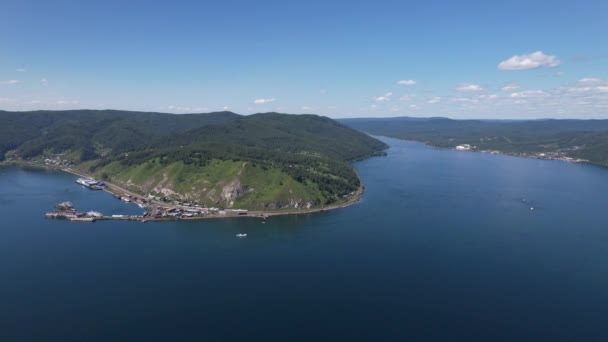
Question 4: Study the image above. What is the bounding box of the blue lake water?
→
[2,137,608,341]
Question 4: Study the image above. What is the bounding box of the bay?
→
[1,136,608,341]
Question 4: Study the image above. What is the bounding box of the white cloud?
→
[567,87,593,93]
[479,94,498,100]
[167,105,193,112]
[55,100,79,105]
[509,90,548,98]
[399,94,415,101]
[0,97,17,103]
[397,79,416,85]
[498,51,560,70]
[15,68,26,72]
[40,78,49,86]
[450,97,479,103]
[223,106,229,110]
[578,78,606,84]
[427,96,441,104]
[373,92,392,102]
[457,84,483,92]
[501,83,519,92]
[301,106,314,111]
[254,98,276,104]
[1,80,20,85]
[409,104,417,109]
[598,86,608,93]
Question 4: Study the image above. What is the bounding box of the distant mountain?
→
[1,110,387,209]
[340,117,608,167]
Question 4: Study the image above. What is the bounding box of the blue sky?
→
[1,0,607,118]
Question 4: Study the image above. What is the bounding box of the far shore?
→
[374,135,597,167]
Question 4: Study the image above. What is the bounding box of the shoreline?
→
[1,160,365,221]
[375,135,596,167]
[62,166,366,220]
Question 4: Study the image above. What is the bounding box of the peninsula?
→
[1,110,387,215]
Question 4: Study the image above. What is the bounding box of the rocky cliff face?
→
[258,199,316,210]
[221,179,242,208]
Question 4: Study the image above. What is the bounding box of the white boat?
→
[236,233,247,238]
[86,211,103,217]
[76,178,99,187]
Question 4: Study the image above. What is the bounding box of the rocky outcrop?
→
[259,199,316,210]
[221,179,243,207]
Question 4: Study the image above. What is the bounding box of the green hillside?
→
[1,110,387,209]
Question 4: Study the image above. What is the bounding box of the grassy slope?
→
[88,158,326,209]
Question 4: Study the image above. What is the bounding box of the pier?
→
[45,201,146,223]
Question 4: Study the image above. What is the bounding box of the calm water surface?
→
[2,137,608,341]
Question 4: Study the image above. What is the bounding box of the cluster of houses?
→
[151,206,248,219]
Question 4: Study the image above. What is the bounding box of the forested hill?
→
[0,110,387,209]
[0,109,241,160]
[340,117,608,167]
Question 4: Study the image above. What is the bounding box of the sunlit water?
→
[2,137,608,341]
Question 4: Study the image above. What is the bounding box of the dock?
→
[45,201,146,223]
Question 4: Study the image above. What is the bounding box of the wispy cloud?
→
[578,77,605,84]
[0,97,17,103]
[397,79,416,85]
[55,100,79,105]
[399,94,415,101]
[479,94,498,101]
[15,68,26,72]
[373,92,392,102]
[501,83,519,92]
[457,84,483,92]
[498,51,560,70]
[1,80,20,85]
[40,78,49,86]
[427,96,441,104]
[509,90,548,98]
[254,98,276,104]
[167,105,193,112]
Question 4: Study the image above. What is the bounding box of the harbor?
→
[75,177,106,190]
[45,181,257,223]
[45,201,146,222]
[44,200,256,223]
